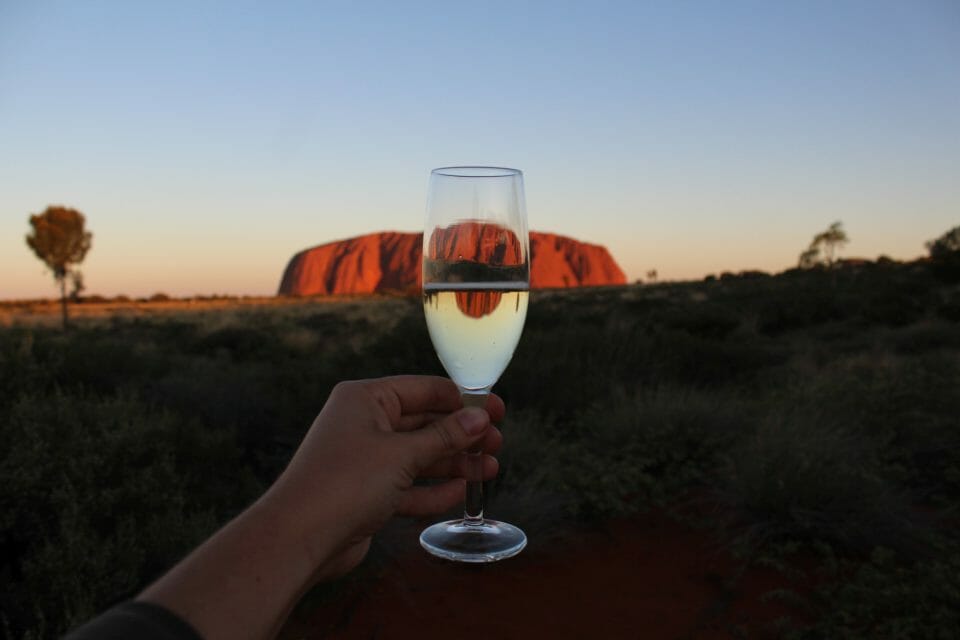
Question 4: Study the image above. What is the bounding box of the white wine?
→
[423,282,529,392]
[419,167,530,562]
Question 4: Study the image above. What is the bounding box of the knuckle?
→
[331,380,360,397]
[431,422,456,455]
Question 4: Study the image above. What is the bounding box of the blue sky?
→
[2,0,958,298]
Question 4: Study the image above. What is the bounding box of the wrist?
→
[259,474,348,583]
[137,482,333,639]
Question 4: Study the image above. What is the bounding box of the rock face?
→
[278,231,626,296]
[278,232,421,297]
[528,232,626,289]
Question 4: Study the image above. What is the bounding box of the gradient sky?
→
[2,0,958,299]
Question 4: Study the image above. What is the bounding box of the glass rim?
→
[431,166,522,178]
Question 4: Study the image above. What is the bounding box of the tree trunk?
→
[59,276,69,330]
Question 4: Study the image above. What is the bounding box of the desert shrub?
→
[887,321,960,355]
[493,388,749,520]
[858,288,926,327]
[790,544,960,639]
[654,302,740,339]
[190,325,271,361]
[58,332,164,393]
[802,321,876,363]
[361,308,445,380]
[0,391,261,638]
[937,289,960,322]
[129,317,198,346]
[499,312,650,415]
[297,310,371,335]
[717,409,924,556]
[573,388,747,512]
[480,410,571,535]
[0,329,50,399]
[3,324,176,398]
[646,328,787,387]
[499,286,774,412]
[746,266,937,334]
[791,354,960,508]
[146,358,277,453]
[620,292,668,316]
[756,285,846,335]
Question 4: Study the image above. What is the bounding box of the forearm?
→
[137,487,335,640]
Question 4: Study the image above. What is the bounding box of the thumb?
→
[404,407,490,471]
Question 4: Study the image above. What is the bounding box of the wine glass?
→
[419,166,530,563]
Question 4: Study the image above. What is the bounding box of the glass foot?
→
[420,519,527,563]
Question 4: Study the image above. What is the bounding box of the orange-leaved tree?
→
[26,205,93,329]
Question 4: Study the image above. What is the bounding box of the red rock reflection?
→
[455,290,503,318]
[427,221,524,265]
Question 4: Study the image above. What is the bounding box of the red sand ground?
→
[283,512,811,640]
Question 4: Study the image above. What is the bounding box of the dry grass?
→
[0,294,410,328]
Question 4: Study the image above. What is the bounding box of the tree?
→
[926,225,960,282]
[926,225,960,257]
[26,206,93,329]
[798,246,821,269]
[798,221,849,269]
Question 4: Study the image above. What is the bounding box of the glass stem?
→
[460,392,487,525]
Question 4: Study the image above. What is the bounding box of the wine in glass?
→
[419,166,530,563]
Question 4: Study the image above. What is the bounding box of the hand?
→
[136,376,505,640]
[267,375,505,582]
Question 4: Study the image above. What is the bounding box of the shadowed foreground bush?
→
[789,545,960,639]
[717,410,922,556]
[0,391,261,637]
[490,387,746,524]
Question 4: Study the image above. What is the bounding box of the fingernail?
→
[457,408,487,435]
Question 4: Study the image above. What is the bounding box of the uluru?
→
[278,231,626,296]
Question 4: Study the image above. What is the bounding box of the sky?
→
[1,0,958,299]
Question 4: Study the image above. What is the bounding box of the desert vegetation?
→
[2,257,959,638]
[798,221,849,269]
[24,206,93,330]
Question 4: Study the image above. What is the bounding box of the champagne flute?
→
[419,166,530,563]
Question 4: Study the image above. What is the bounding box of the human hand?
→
[132,376,502,640]
[266,375,504,582]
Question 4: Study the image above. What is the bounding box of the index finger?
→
[366,375,462,416]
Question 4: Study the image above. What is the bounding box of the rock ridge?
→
[278,230,626,296]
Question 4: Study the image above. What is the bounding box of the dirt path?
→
[284,513,809,639]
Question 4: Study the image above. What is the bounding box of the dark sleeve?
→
[64,601,203,640]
